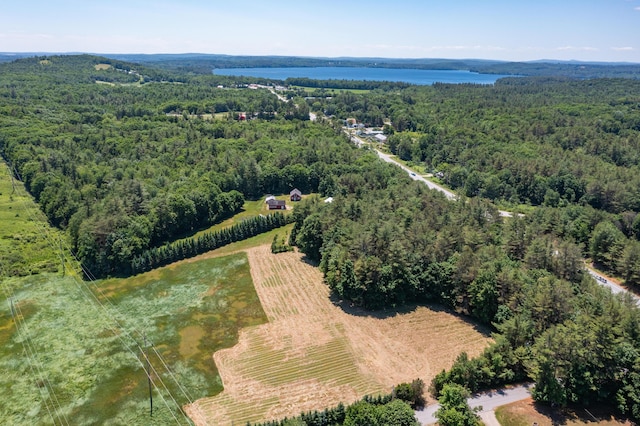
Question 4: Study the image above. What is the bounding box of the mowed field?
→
[186,245,493,425]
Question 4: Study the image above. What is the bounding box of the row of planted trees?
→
[247,380,424,426]
[130,212,290,275]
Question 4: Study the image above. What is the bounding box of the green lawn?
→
[188,194,300,242]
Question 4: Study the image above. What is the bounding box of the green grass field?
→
[188,194,297,242]
[0,160,272,425]
[1,253,267,425]
[0,163,65,277]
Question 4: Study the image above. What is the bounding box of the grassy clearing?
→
[0,160,273,424]
[188,195,301,241]
[0,162,67,277]
[495,398,632,426]
[94,64,112,70]
[0,253,268,425]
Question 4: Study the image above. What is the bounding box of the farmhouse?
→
[266,199,286,210]
[290,188,302,201]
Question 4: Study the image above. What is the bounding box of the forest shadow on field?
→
[300,254,320,267]
[299,254,492,335]
[531,400,631,426]
[331,295,493,337]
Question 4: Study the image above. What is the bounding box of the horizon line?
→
[1,51,640,65]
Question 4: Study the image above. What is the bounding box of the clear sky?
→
[1,0,639,63]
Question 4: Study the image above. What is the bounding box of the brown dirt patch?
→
[186,245,493,425]
[496,397,633,426]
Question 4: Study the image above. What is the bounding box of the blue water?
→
[212,67,513,85]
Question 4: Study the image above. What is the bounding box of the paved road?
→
[374,148,457,200]
[350,132,636,293]
[585,265,640,305]
[361,135,517,218]
[415,384,533,425]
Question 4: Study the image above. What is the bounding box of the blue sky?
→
[1,0,639,62]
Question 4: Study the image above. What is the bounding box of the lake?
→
[212,67,514,85]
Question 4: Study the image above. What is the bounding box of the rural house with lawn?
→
[290,188,302,201]
[267,198,286,210]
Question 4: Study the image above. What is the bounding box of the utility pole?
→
[9,298,15,319]
[9,164,16,195]
[142,334,153,417]
[58,238,65,277]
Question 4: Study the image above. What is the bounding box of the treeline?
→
[130,212,289,275]
[290,158,640,421]
[0,55,361,277]
[429,277,640,417]
[102,53,640,79]
[285,77,410,91]
[2,54,185,85]
[247,380,423,426]
[472,61,640,79]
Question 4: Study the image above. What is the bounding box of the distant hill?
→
[99,54,640,79]
[2,52,639,79]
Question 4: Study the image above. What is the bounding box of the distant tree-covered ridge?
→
[101,53,640,79]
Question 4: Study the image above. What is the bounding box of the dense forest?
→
[2,54,640,422]
[285,74,640,420]
[306,78,640,285]
[0,55,340,276]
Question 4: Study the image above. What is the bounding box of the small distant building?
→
[265,195,275,203]
[375,134,387,143]
[267,199,286,210]
[324,197,334,203]
[290,188,302,201]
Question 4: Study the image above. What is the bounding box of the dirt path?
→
[186,245,492,425]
